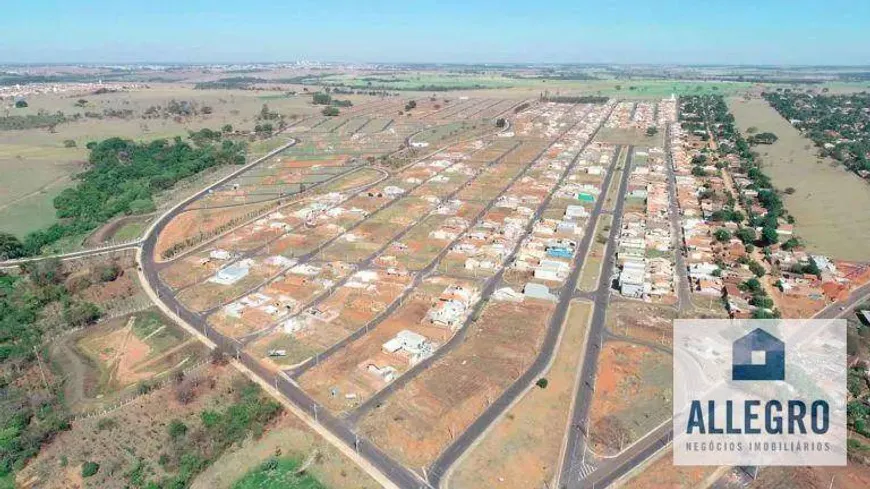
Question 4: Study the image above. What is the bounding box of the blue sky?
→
[2,0,868,65]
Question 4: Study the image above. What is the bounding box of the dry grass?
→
[190,413,379,489]
[587,341,672,456]
[727,97,870,261]
[356,298,554,469]
[450,301,592,489]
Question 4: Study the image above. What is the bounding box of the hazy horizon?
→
[2,0,868,66]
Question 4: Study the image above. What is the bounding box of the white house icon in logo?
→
[732,328,785,381]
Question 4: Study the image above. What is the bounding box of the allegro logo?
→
[673,319,847,466]
[732,328,785,381]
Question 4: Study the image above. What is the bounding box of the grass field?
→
[0,84,327,236]
[0,148,83,236]
[318,72,756,99]
[727,97,870,261]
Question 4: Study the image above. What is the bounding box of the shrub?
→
[82,461,100,477]
[168,420,188,441]
[98,263,121,282]
[63,139,77,148]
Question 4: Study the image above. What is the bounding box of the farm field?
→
[315,72,757,99]
[727,96,870,261]
[450,301,592,489]
[0,85,337,236]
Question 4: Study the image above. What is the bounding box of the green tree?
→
[0,233,24,259]
[713,228,731,242]
[312,92,332,105]
[735,227,756,244]
[748,260,766,277]
[761,225,779,246]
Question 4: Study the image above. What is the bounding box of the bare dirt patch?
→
[588,341,672,456]
[357,298,554,469]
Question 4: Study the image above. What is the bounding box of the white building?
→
[382,330,435,365]
[534,259,570,281]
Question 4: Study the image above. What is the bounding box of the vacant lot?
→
[451,301,592,489]
[597,127,664,147]
[357,298,554,469]
[616,448,720,489]
[588,341,671,456]
[728,97,870,261]
[606,300,677,348]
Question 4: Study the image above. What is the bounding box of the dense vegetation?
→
[0,111,76,131]
[680,94,789,246]
[3,132,246,257]
[764,90,870,177]
[147,380,281,488]
[0,259,105,481]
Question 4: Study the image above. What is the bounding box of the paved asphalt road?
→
[426,139,624,487]
[584,289,870,489]
[137,110,587,489]
[284,139,533,376]
[141,104,622,489]
[664,125,692,309]
[340,118,600,423]
[557,125,870,487]
[559,145,635,488]
[137,135,441,489]
[231,139,523,350]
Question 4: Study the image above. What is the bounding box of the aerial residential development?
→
[2,2,870,489]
